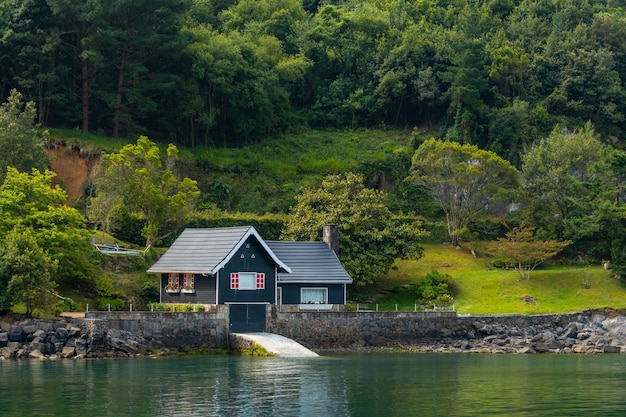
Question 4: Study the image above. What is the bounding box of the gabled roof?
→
[147,227,291,274]
[266,241,353,284]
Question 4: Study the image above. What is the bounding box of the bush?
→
[141,278,160,303]
[415,270,455,306]
[96,297,125,311]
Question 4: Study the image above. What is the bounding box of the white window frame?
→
[230,272,265,290]
[300,287,328,304]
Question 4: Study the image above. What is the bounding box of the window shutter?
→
[256,273,265,289]
[230,273,239,289]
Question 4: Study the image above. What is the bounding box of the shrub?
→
[96,297,125,311]
[415,270,455,306]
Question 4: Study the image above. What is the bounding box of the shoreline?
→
[2,309,626,359]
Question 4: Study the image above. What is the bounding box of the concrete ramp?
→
[231,332,319,358]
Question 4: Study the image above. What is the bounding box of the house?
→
[147,224,352,313]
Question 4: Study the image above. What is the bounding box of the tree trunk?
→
[81,55,90,133]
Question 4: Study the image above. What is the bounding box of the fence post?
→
[376,304,379,312]
[130,304,133,312]
[108,304,111,312]
[395,304,398,312]
[86,304,89,313]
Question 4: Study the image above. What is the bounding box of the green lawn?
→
[366,243,626,315]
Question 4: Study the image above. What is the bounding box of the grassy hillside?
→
[45,128,626,315]
[368,243,626,315]
[48,128,416,214]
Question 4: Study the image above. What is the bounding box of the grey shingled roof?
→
[147,227,290,274]
[266,240,353,284]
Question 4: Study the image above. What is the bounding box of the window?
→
[167,273,179,288]
[183,273,194,289]
[230,272,265,290]
[301,288,328,304]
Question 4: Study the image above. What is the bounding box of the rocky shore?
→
[1,310,626,359]
[393,310,626,354]
[0,317,153,359]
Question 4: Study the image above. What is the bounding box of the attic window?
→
[230,272,265,290]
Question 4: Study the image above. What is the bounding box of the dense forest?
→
[1,0,626,158]
[4,0,626,315]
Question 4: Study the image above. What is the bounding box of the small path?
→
[233,333,319,358]
[59,312,86,318]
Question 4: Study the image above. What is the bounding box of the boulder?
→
[603,345,621,353]
[29,349,45,359]
[9,326,23,342]
[60,346,76,358]
[22,325,37,335]
[531,332,562,352]
[55,327,69,342]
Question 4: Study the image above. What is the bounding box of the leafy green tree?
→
[408,138,519,247]
[488,224,570,280]
[0,89,49,182]
[0,167,97,285]
[91,136,200,248]
[281,172,426,287]
[520,123,604,239]
[441,38,491,145]
[0,227,58,316]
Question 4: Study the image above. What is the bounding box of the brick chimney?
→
[323,223,339,256]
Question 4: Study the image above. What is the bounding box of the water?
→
[1,353,626,416]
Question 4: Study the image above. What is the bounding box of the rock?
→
[0,332,8,346]
[22,325,37,335]
[60,346,76,358]
[603,345,621,353]
[55,327,69,342]
[531,332,562,352]
[29,350,45,359]
[68,327,82,337]
[1,345,16,358]
[33,329,46,340]
[16,348,29,359]
[9,326,23,342]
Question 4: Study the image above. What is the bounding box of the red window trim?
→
[183,273,194,289]
[256,273,265,289]
[230,272,239,289]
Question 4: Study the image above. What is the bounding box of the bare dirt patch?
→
[47,145,99,203]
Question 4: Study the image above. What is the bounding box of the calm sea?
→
[1,353,625,416]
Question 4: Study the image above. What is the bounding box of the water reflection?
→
[2,354,626,417]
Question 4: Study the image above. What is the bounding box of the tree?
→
[281,172,426,287]
[408,138,519,247]
[0,0,69,125]
[47,0,110,133]
[0,167,97,286]
[0,89,49,182]
[0,227,58,316]
[488,224,570,280]
[520,123,604,239]
[90,136,200,248]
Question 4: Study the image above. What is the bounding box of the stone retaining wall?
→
[266,308,626,353]
[0,308,230,359]
[2,308,626,359]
